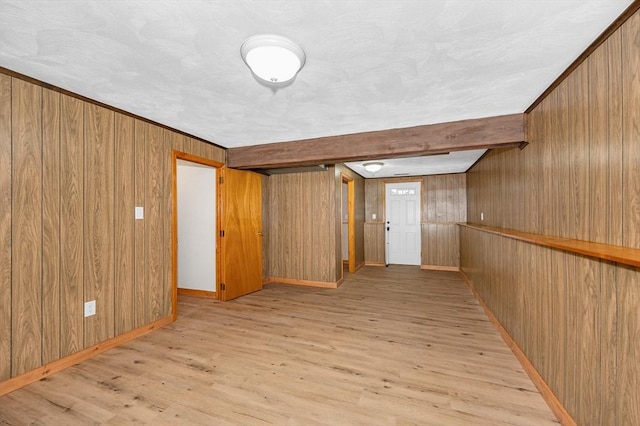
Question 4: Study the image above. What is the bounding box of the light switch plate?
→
[135,206,144,220]
[372,213,377,220]
[84,300,96,317]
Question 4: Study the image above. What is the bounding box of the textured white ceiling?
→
[0,0,632,152]
[345,149,487,178]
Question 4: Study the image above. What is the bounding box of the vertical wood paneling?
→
[463,10,640,424]
[0,73,11,380]
[261,174,270,277]
[563,254,578,417]
[41,88,61,364]
[601,261,618,426]
[83,103,115,347]
[267,170,337,282]
[607,29,623,247]
[306,173,317,280]
[332,171,341,280]
[548,250,567,407]
[568,62,590,241]
[364,179,380,223]
[0,69,228,383]
[622,12,640,249]
[574,255,601,425]
[11,78,42,376]
[354,176,365,266]
[114,113,135,335]
[617,266,640,425]
[523,105,541,233]
[134,120,146,328]
[146,125,163,322]
[162,130,174,317]
[59,94,84,357]
[554,80,571,236]
[364,223,384,263]
[588,45,609,243]
[617,11,640,424]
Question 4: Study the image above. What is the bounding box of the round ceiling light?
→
[241,34,306,86]
[363,162,384,173]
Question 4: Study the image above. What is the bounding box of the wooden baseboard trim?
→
[177,288,217,299]
[265,276,341,289]
[355,261,365,272]
[0,315,174,397]
[364,261,385,267]
[420,265,460,272]
[459,270,576,426]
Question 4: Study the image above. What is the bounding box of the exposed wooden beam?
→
[227,113,525,169]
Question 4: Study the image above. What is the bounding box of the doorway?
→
[341,175,355,275]
[171,152,223,319]
[385,181,421,266]
[176,159,217,297]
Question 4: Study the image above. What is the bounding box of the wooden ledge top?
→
[459,223,640,268]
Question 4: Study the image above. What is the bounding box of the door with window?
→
[385,181,421,265]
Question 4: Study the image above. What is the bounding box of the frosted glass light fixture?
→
[241,34,306,86]
[363,162,384,173]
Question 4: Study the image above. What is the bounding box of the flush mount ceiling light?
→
[241,34,306,87]
[363,162,384,173]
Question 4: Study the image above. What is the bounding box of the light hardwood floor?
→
[0,266,558,425]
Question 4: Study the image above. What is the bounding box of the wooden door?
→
[219,167,263,301]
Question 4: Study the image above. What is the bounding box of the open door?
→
[218,167,263,301]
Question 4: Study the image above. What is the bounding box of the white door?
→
[177,160,216,292]
[385,181,421,265]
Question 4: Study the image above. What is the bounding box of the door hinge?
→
[219,176,224,184]
[220,283,226,291]
[220,230,225,237]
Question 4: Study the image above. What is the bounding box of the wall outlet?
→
[372,213,377,220]
[480,212,484,221]
[84,300,96,317]
[135,206,144,220]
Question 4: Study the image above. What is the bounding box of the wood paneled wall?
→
[364,174,466,267]
[266,169,338,283]
[0,70,225,381]
[265,165,365,284]
[462,11,639,425]
[261,174,270,278]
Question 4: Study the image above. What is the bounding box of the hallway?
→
[0,267,557,425]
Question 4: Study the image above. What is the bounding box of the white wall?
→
[177,160,216,292]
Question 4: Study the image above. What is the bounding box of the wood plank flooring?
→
[0,266,558,425]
